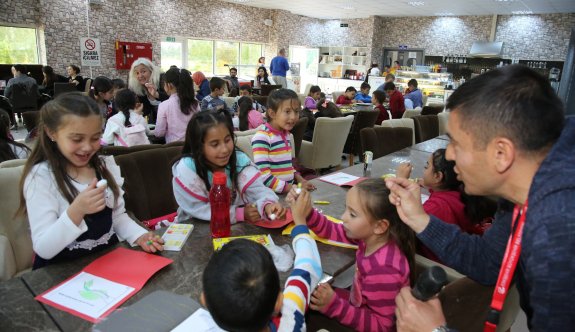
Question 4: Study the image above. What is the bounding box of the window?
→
[0,26,39,64]
[214,41,239,76]
[160,42,182,72]
[240,43,262,77]
[188,40,213,75]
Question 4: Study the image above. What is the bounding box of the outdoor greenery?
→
[160,42,182,71]
[188,40,213,74]
[214,41,239,76]
[0,26,39,64]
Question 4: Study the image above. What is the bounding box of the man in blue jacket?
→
[386,65,574,331]
[270,48,290,89]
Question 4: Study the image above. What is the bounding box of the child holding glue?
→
[172,109,285,223]
[251,89,315,194]
[18,93,163,270]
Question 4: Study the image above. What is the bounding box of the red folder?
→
[36,247,172,323]
[252,210,293,229]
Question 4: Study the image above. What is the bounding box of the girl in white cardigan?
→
[102,89,150,147]
[18,93,162,269]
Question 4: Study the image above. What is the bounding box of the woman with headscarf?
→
[128,58,168,124]
[192,71,211,101]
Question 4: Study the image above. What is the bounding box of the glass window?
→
[188,39,213,75]
[0,26,39,64]
[214,41,239,76]
[240,43,262,77]
[160,42,182,71]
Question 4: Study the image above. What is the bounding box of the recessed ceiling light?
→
[511,10,533,14]
[232,0,250,2]
[494,0,515,2]
[408,1,425,6]
[338,5,355,10]
[436,12,455,16]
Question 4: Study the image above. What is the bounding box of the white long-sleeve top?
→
[102,110,151,146]
[23,156,148,259]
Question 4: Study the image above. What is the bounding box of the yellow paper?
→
[282,215,358,250]
[212,234,273,251]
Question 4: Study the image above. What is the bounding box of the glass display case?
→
[395,70,452,105]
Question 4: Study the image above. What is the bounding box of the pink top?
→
[307,209,410,331]
[247,110,265,129]
[155,93,199,143]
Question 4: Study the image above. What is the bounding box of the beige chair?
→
[423,94,429,106]
[438,111,450,135]
[303,83,313,96]
[83,78,92,96]
[402,108,422,119]
[378,118,416,145]
[235,127,295,161]
[0,159,27,168]
[297,94,306,107]
[298,115,354,172]
[331,91,345,103]
[0,165,33,280]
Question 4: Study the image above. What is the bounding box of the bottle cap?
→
[212,172,227,185]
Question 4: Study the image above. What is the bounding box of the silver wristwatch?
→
[432,325,449,332]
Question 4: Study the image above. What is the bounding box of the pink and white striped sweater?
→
[306,209,410,332]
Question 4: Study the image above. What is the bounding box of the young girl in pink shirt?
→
[291,178,415,331]
[237,96,264,131]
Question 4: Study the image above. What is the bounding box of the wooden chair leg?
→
[349,154,354,167]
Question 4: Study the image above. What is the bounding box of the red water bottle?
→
[209,172,231,238]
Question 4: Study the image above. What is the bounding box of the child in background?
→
[192,71,211,102]
[109,78,127,118]
[172,110,284,223]
[336,86,356,105]
[18,93,162,270]
[288,178,415,331]
[111,78,126,98]
[315,99,343,119]
[304,85,322,110]
[383,82,405,118]
[89,76,114,127]
[354,82,372,103]
[237,96,265,131]
[372,90,391,124]
[200,77,229,112]
[251,89,315,194]
[155,67,199,143]
[232,85,265,113]
[396,148,496,263]
[102,89,150,147]
[202,190,321,331]
[0,109,30,162]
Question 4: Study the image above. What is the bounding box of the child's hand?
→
[285,185,300,204]
[283,183,294,195]
[136,232,164,253]
[264,203,286,220]
[310,283,335,312]
[301,180,316,191]
[396,162,413,179]
[244,204,261,222]
[290,190,312,226]
[68,178,107,224]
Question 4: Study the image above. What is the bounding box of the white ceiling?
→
[222,0,575,19]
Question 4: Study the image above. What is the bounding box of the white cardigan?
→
[23,156,147,259]
[102,111,151,146]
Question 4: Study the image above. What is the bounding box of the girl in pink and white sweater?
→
[292,178,415,331]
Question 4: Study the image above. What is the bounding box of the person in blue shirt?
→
[404,79,423,108]
[269,48,290,89]
[354,82,372,103]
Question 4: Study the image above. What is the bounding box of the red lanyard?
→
[484,200,528,332]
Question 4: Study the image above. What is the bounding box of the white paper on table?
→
[41,271,134,319]
[320,172,360,186]
[171,308,227,332]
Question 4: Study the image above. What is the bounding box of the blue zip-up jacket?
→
[270,56,290,77]
[418,117,575,331]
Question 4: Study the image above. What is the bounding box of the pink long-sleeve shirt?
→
[306,209,410,332]
[155,93,199,143]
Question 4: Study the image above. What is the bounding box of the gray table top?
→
[410,137,450,153]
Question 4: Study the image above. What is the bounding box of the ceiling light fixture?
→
[338,5,355,10]
[494,0,515,2]
[232,0,250,3]
[408,1,425,6]
[511,10,533,14]
[436,12,454,16]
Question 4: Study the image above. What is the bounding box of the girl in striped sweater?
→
[293,178,415,331]
[251,89,315,193]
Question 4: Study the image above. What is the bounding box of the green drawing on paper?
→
[79,279,110,301]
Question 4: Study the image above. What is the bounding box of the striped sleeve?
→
[251,130,289,193]
[306,208,358,245]
[322,244,408,331]
[277,225,322,332]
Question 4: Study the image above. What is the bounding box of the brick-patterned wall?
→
[0,0,39,24]
[496,13,575,61]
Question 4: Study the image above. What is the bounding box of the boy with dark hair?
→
[202,191,322,332]
[384,82,405,118]
[354,82,372,103]
[336,86,356,105]
[232,85,265,113]
[404,78,423,108]
[201,77,229,112]
[372,90,390,124]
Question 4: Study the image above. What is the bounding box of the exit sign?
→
[166,37,176,42]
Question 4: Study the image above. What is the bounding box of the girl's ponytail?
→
[114,89,137,127]
[165,67,197,115]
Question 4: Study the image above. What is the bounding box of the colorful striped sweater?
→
[270,224,322,332]
[251,123,295,193]
[307,209,410,332]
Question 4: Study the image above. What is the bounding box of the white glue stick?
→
[269,213,277,221]
[295,183,302,195]
[96,179,108,188]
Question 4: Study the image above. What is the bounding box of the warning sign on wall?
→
[80,37,101,67]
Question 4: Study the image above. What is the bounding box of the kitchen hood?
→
[468,41,503,58]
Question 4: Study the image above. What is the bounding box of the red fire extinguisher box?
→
[115,41,153,70]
